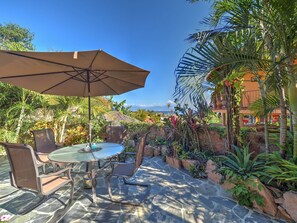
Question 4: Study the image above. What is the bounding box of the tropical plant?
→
[64,125,88,146]
[208,0,297,157]
[218,145,265,181]
[121,122,151,141]
[109,96,132,115]
[0,23,44,144]
[218,145,265,207]
[175,28,267,150]
[183,0,297,157]
[171,104,201,151]
[189,162,207,179]
[130,109,147,122]
[187,150,212,178]
[259,152,297,191]
[228,178,264,207]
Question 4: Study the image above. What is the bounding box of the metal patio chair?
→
[31,128,65,170]
[105,125,127,144]
[107,132,150,205]
[0,142,74,218]
[86,125,127,172]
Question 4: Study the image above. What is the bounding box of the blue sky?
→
[0,0,211,110]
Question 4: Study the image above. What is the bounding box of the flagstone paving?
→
[0,156,285,223]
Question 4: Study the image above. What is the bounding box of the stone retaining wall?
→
[205,159,297,222]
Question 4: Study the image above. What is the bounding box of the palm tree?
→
[4,86,44,142]
[184,0,297,156]
[175,29,269,150]
[208,0,297,158]
[47,95,112,143]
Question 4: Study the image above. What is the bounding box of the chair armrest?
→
[36,151,48,155]
[124,152,136,162]
[38,167,71,179]
[35,152,49,163]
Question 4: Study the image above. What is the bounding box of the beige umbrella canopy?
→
[0,49,150,143]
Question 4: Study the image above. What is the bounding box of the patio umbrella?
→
[0,49,150,143]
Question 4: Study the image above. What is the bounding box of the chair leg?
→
[107,175,150,206]
[85,162,89,172]
[42,164,46,174]
[47,181,74,223]
[0,190,18,199]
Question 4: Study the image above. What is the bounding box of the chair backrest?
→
[134,133,148,172]
[106,126,127,144]
[0,142,39,192]
[32,128,56,154]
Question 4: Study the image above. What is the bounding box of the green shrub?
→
[188,151,213,178]
[207,126,226,138]
[64,125,88,146]
[189,162,207,179]
[229,178,264,207]
[259,152,297,191]
[240,127,256,142]
[218,145,266,207]
[121,121,151,140]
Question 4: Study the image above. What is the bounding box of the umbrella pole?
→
[87,71,91,145]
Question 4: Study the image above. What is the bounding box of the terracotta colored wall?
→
[198,129,269,155]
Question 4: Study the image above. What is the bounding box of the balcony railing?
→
[211,90,261,109]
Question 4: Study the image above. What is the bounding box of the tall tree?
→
[0,23,34,51]
[0,23,39,142]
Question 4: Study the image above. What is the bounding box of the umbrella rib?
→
[99,79,120,95]
[88,50,102,69]
[92,75,144,87]
[93,69,148,73]
[90,71,106,82]
[41,70,86,94]
[5,51,86,70]
[0,70,79,79]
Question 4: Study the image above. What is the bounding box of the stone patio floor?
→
[0,156,285,223]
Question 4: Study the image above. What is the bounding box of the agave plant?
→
[218,145,265,181]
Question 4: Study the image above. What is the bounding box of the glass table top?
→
[48,142,124,163]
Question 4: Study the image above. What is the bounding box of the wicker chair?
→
[0,142,74,218]
[31,128,65,170]
[107,133,150,205]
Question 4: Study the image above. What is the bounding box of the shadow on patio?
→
[0,156,283,223]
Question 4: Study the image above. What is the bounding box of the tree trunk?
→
[286,60,297,160]
[225,85,234,150]
[256,74,270,153]
[279,86,287,157]
[232,86,241,147]
[59,114,68,143]
[15,105,25,142]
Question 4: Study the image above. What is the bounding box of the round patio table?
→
[49,142,124,203]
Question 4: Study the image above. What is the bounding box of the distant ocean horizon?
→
[130,105,173,114]
[153,110,171,115]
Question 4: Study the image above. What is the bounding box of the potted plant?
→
[154,137,167,156]
[165,141,182,169]
[179,150,197,170]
